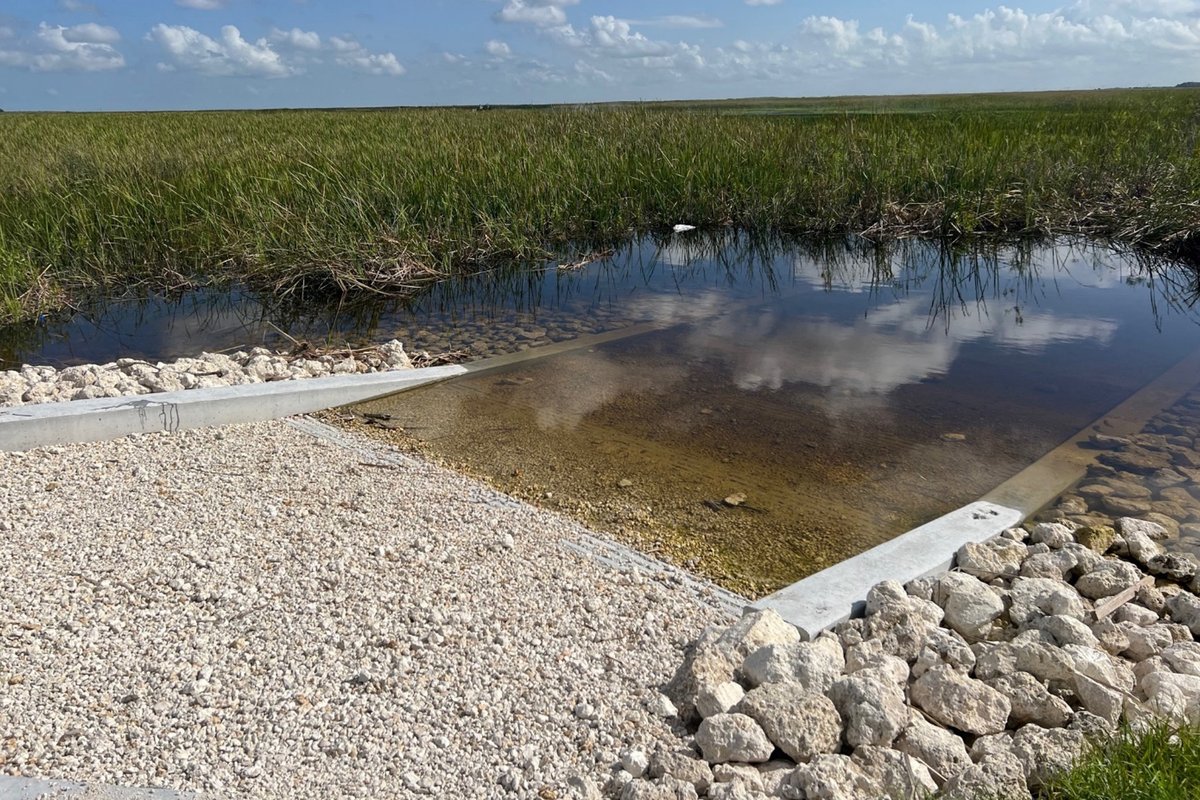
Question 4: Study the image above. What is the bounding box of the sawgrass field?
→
[1,88,1198,323]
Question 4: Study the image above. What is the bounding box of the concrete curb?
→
[752,501,1024,638]
[0,365,466,452]
[0,776,195,799]
[755,345,1200,639]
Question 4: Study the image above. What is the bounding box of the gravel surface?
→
[0,419,736,799]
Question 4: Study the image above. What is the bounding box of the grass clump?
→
[1,88,1199,323]
[1041,723,1200,800]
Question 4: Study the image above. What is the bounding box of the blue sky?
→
[0,0,1198,110]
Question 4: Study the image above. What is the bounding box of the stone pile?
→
[0,340,413,407]
[603,516,1200,800]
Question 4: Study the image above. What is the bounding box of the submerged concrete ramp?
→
[0,365,466,452]
[755,344,1200,639]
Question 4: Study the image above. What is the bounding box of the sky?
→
[0,0,1197,110]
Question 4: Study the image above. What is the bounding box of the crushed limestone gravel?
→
[0,419,735,799]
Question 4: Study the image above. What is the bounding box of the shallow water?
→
[349,237,1200,595]
[5,236,1200,595]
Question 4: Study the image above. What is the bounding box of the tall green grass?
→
[1041,723,1200,800]
[1,88,1198,323]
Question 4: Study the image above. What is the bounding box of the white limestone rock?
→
[934,572,1005,639]
[1117,517,1170,542]
[1113,603,1161,626]
[910,665,1010,736]
[784,754,882,800]
[893,710,972,788]
[861,581,944,661]
[1123,529,1165,569]
[1063,644,1135,693]
[696,682,746,720]
[710,764,763,793]
[987,671,1073,729]
[1075,560,1144,600]
[755,761,794,798]
[620,749,650,779]
[911,627,975,679]
[956,538,1026,581]
[647,750,713,795]
[716,609,802,660]
[1074,673,1125,726]
[695,714,775,765]
[1010,638,1077,685]
[1020,549,1079,580]
[1029,522,1075,549]
[939,751,1031,800]
[1167,591,1200,637]
[379,340,413,369]
[741,633,844,692]
[850,745,937,800]
[828,667,909,748]
[1008,577,1090,625]
[1139,670,1200,725]
[664,633,740,725]
[1091,617,1132,656]
[1121,623,1173,662]
[1162,641,1200,677]
[1029,615,1100,649]
[1009,725,1086,790]
[734,682,843,764]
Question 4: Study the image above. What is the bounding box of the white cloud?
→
[745,0,783,5]
[270,27,321,51]
[485,39,512,58]
[175,0,227,9]
[148,24,294,77]
[625,16,724,30]
[328,35,405,76]
[790,4,1200,75]
[0,22,124,72]
[57,0,98,11]
[63,23,120,45]
[496,0,580,28]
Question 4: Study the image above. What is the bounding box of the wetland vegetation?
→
[1,88,1199,325]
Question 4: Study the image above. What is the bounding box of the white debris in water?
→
[672,224,697,233]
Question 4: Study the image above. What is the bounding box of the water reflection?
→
[1,235,1197,371]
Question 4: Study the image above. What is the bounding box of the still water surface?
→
[4,236,1198,594]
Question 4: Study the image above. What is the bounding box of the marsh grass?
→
[1,88,1199,323]
[1040,723,1200,800]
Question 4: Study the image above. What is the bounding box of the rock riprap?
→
[0,340,413,407]
[605,513,1200,799]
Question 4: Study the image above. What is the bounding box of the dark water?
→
[4,236,1199,594]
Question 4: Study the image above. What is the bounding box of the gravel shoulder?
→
[0,418,735,799]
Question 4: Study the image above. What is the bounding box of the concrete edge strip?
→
[0,776,195,799]
[286,417,749,618]
[0,365,467,452]
[754,345,1200,640]
[752,501,1025,639]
